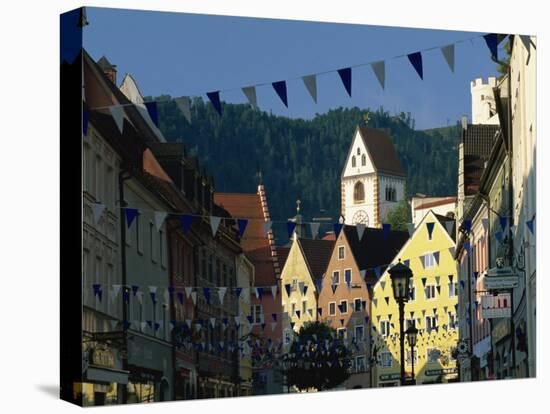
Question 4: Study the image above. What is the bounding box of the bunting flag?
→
[374,266,382,279]
[287,221,297,238]
[404,259,410,267]
[464,241,470,254]
[271,285,278,299]
[407,223,415,236]
[440,44,455,72]
[384,297,389,305]
[272,81,288,107]
[356,223,366,241]
[483,33,498,60]
[435,276,441,285]
[495,231,503,243]
[315,278,323,293]
[284,284,291,297]
[337,67,352,97]
[331,284,337,294]
[92,284,102,302]
[448,275,454,282]
[256,287,264,301]
[473,271,479,280]
[109,105,125,134]
[482,218,489,232]
[235,287,242,298]
[380,281,386,291]
[510,224,517,234]
[154,211,167,231]
[407,52,423,80]
[436,286,441,295]
[519,35,531,54]
[210,216,222,237]
[242,86,258,109]
[460,280,465,289]
[125,208,139,228]
[131,285,139,296]
[499,216,508,231]
[433,251,440,265]
[210,317,216,328]
[175,96,192,124]
[177,292,185,305]
[181,214,194,233]
[83,110,89,136]
[302,75,318,103]
[526,216,535,235]
[371,61,385,89]
[207,91,222,115]
[309,221,321,239]
[149,286,157,305]
[426,222,435,239]
[333,223,344,239]
[359,269,366,281]
[298,281,305,295]
[92,203,105,225]
[444,220,454,235]
[421,277,427,287]
[218,287,227,303]
[382,223,391,240]
[262,220,272,238]
[144,101,159,127]
[203,288,211,305]
[295,310,301,319]
[302,285,308,296]
[463,219,472,233]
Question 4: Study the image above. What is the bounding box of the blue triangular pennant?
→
[207,91,222,115]
[499,216,508,231]
[237,219,248,237]
[180,215,194,233]
[382,223,391,240]
[333,223,344,239]
[375,266,382,279]
[464,241,471,254]
[483,33,498,60]
[235,287,242,298]
[177,292,185,305]
[426,222,435,239]
[303,285,308,296]
[272,313,277,322]
[315,278,322,293]
[272,81,288,107]
[495,231,503,243]
[257,287,264,301]
[407,52,423,80]
[92,284,102,302]
[125,208,139,228]
[463,219,472,233]
[337,67,352,97]
[284,284,291,297]
[287,221,297,238]
[526,216,535,235]
[144,101,159,127]
[131,285,139,296]
[203,288,211,304]
[331,284,337,294]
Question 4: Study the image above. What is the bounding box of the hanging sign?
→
[481,293,511,318]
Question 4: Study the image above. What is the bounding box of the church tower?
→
[341,125,406,228]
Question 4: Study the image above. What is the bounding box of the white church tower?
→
[341,125,406,228]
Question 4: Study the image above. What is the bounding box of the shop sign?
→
[484,267,518,290]
[425,368,458,376]
[90,347,115,368]
[492,320,511,343]
[481,294,511,318]
[379,373,401,381]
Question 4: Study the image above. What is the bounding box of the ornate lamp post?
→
[388,260,413,386]
[405,324,419,383]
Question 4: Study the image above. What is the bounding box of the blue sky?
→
[84,7,501,129]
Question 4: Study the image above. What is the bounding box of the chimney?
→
[97,55,117,85]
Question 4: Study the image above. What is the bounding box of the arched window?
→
[361,154,366,166]
[351,155,356,168]
[354,181,365,203]
[357,148,361,155]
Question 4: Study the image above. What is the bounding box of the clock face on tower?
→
[352,210,369,226]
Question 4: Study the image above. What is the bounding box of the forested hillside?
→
[154,96,459,241]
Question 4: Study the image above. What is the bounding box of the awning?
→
[86,366,129,385]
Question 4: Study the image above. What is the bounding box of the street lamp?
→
[388,260,413,386]
[405,324,419,383]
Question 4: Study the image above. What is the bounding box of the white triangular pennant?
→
[519,35,531,54]
[190,291,197,304]
[136,291,143,304]
[445,220,454,235]
[148,286,157,295]
[407,223,415,236]
[140,321,148,331]
[262,220,272,238]
[92,203,106,225]
[185,319,192,329]
[271,285,277,299]
[218,287,227,303]
[112,284,121,297]
[210,216,222,237]
[210,318,216,328]
[154,211,167,231]
[185,287,193,299]
[175,96,192,124]
[302,74,318,103]
[360,269,366,280]
[440,44,455,72]
[242,86,258,108]
[109,105,125,134]
[356,223,366,241]
[371,61,385,89]
[310,222,320,239]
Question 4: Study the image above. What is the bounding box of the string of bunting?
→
[82,33,505,134]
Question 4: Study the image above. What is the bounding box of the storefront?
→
[174,358,197,400]
[492,319,513,379]
[377,373,400,387]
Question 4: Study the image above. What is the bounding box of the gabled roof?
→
[342,225,409,275]
[97,55,116,71]
[414,196,457,210]
[433,213,456,242]
[297,238,335,281]
[463,124,499,195]
[214,190,278,286]
[276,246,291,270]
[350,126,405,177]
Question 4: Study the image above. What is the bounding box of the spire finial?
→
[296,199,301,214]
[363,111,371,125]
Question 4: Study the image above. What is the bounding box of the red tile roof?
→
[214,189,278,286]
[358,127,405,177]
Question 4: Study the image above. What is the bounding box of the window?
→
[329,302,336,316]
[352,155,356,168]
[448,312,458,329]
[252,305,263,324]
[354,298,363,312]
[345,269,352,285]
[338,246,345,260]
[424,253,435,268]
[354,181,365,202]
[356,356,366,372]
[448,282,457,297]
[339,300,348,314]
[380,320,391,337]
[291,278,298,292]
[425,316,438,333]
[354,325,364,341]
[427,347,441,363]
[361,154,366,166]
[332,270,340,285]
[380,352,393,368]
[357,147,361,156]
[425,284,437,300]
[385,186,397,202]
[409,279,416,301]
[337,328,347,340]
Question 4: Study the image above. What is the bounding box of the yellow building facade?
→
[371,211,459,386]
